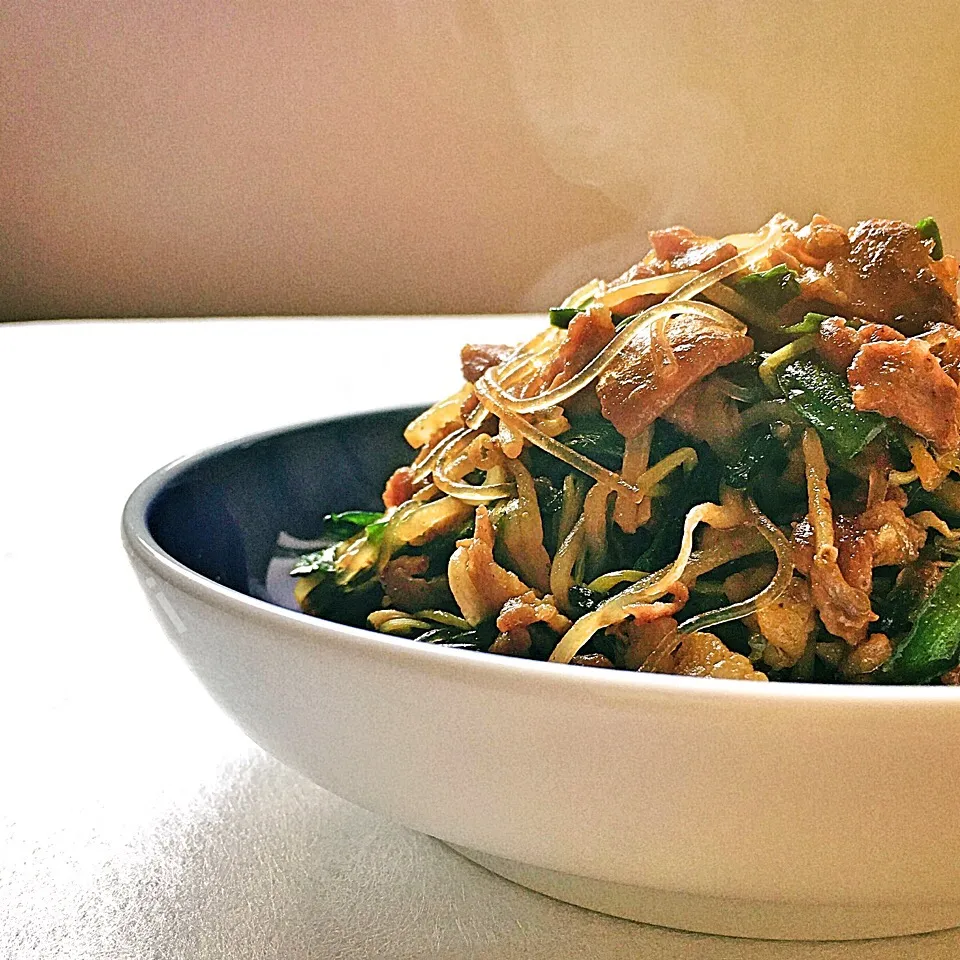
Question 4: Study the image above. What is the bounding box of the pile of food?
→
[292,213,960,683]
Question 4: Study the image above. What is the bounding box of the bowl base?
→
[447,844,960,941]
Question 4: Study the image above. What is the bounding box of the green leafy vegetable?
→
[557,415,626,472]
[363,517,390,545]
[300,576,381,623]
[734,264,801,313]
[916,217,944,260]
[779,358,885,460]
[634,424,723,571]
[324,510,385,540]
[417,619,498,651]
[782,312,829,336]
[885,560,960,683]
[549,307,580,329]
[724,424,790,491]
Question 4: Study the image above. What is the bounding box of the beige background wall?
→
[3,1,960,321]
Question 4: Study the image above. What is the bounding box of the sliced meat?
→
[609,228,738,316]
[596,311,753,439]
[460,343,514,383]
[840,632,893,678]
[671,239,739,273]
[800,428,878,645]
[570,652,615,668]
[615,260,658,285]
[920,322,960,383]
[860,500,928,567]
[941,662,960,685]
[615,616,680,671]
[608,260,666,318]
[447,506,531,625]
[489,629,533,657]
[540,303,616,389]
[496,590,571,635]
[647,227,737,272]
[382,466,415,508]
[616,614,766,680]
[814,316,861,372]
[670,632,768,680]
[649,226,699,261]
[756,575,817,669]
[823,219,957,330]
[814,316,905,374]
[779,214,851,268]
[661,376,743,451]
[379,555,453,612]
[810,551,877,644]
[848,338,960,450]
[610,292,666,319]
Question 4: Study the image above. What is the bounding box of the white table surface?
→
[3,316,959,960]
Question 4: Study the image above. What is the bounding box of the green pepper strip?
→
[885,560,960,683]
[778,358,885,461]
[782,312,829,336]
[758,335,816,395]
[916,217,944,261]
[549,307,580,329]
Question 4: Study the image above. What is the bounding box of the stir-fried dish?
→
[293,213,960,683]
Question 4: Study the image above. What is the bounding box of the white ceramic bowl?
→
[122,409,960,941]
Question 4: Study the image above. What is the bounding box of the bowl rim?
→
[121,408,960,708]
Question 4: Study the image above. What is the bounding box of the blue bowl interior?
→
[146,408,420,610]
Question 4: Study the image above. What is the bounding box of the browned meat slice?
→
[460,343,513,383]
[596,311,753,439]
[615,261,658,285]
[815,316,861,372]
[382,466,414,508]
[496,590,571,635]
[661,377,743,450]
[609,228,738,316]
[647,226,738,273]
[840,632,893,678]
[755,575,816,669]
[777,214,850,268]
[917,322,960,384]
[823,219,957,329]
[860,501,927,567]
[447,506,531,625]
[379,555,453,612]
[848,338,960,449]
[540,303,616,389]
[649,226,699,261]
[613,613,765,679]
[608,261,663,317]
[610,293,665,319]
[810,552,877,644]
[569,653,615,668]
[490,588,572,658]
[615,616,680,670]
[670,632,768,680]
[814,317,905,373]
[671,240,739,273]
[942,662,960,685]
[488,629,533,657]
